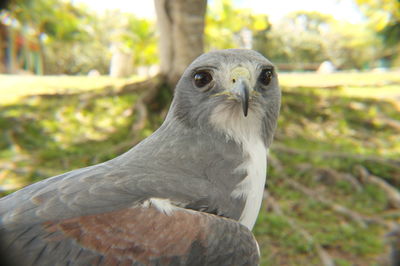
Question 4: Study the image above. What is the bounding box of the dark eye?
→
[259,68,273,86]
[193,71,213,88]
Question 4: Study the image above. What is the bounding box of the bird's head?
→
[168,49,281,146]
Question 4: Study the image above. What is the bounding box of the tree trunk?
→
[154,0,207,87]
[109,42,133,78]
[0,24,6,73]
[6,25,16,74]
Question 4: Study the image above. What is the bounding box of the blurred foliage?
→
[43,9,158,75]
[323,20,382,69]
[254,11,382,69]
[355,0,400,33]
[205,0,270,50]
[204,2,386,70]
[43,10,110,74]
[3,0,399,73]
[355,0,400,64]
[118,14,158,67]
[255,11,329,66]
[8,0,84,41]
[4,0,158,74]
[0,72,399,265]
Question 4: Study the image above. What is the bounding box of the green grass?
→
[0,74,144,104]
[254,71,400,265]
[0,72,399,265]
[280,71,400,88]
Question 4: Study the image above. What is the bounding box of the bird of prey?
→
[0,49,281,266]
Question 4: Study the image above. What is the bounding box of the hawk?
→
[0,49,281,265]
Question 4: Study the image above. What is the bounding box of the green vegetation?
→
[2,0,159,75]
[204,0,385,70]
[0,71,399,265]
[356,0,400,49]
[256,71,400,265]
[3,0,400,76]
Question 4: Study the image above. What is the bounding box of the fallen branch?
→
[265,192,335,266]
[285,179,396,229]
[355,165,400,209]
[311,167,363,192]
[377,115,400,130]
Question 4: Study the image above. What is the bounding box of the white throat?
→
[210,105,267,230]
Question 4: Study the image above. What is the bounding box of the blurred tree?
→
[254,10,382,70]
[355,0,399,38]
[124,16,158,68]
[254,11,331,70]
[4,0,87,74]
[286,11,333,33]
[44,9,110,75]
[0,0,11,72]
[109,14,158,77]
[355,0,400,65]
[205,0,270,50]
[155,0,207,86]
[324,21,382,69]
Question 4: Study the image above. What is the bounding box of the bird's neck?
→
[209,104,265,148]
[208,104,268,230]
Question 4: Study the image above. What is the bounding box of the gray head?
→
[166,49,281,147]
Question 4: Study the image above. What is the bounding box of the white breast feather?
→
[143,198,176,215]
[210,105,267,230]
[232,138,267,230]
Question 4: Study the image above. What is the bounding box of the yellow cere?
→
[230,67,251,83]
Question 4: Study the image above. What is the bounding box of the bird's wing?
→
[1,205,259,266]
[0,135,249,265]
[0,161,228,229]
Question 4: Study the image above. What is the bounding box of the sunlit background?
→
[0,0,400,265]
[1,0,399,77]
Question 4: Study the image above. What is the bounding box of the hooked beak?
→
[234,79,250,117]
[230,67,252,117]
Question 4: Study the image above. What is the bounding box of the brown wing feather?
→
[1,205,259,266]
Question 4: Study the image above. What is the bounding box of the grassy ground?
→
[257,71,400,265]
[0,71,399,265]
[0,74,144,104]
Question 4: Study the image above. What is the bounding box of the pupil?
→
[194,71,212,87]
[260,69,272,85]
[195,74,204,81]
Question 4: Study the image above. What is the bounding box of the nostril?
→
[232,78,236,83]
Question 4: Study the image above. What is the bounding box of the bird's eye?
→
[193,71,213,88]
[259,68,273,86]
